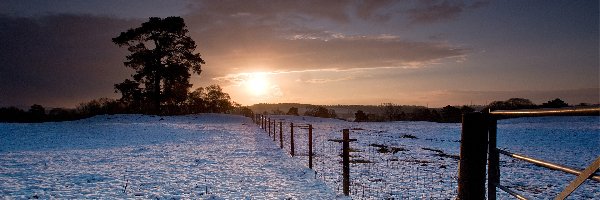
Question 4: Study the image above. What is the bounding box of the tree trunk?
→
[154,72,161,114]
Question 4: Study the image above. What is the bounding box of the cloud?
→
[0,0,192,19]
[355,0,397,21]
[180,1,471,83]
[192,0,353,23]
[188,20,468,80]
[283,35,467,69]
[407,0,489,24]
[211,64,442,86]
[297,77,355,84]
[190,0,487,25]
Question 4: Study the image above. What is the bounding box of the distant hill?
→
[248,103,486,120]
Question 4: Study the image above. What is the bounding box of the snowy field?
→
[1,114,598,199]
[258,115,599,199]
[0,114,336,199]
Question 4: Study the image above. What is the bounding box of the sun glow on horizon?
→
[245,73,269,97]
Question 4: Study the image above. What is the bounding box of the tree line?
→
[0,84,251,123]
[253,97,581,123]
[0,96,587,123]
[356,98,579,123]
[357,98,580,123]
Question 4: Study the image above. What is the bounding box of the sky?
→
[0,0,598,108]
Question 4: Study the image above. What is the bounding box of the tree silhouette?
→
[0,107,26,122]
[382,103,401,121]
[187,87,207,113]
[460,105,475,114]
[114,79,143,112]
[440,105,461,123]
[286,107,299,116]
[304,106,336,118]
[28,104,46,122]
[541,98,568,108]
[185,85,233,113]
[113,17,205,114]
[354,110,368,122]
[486,98,536,111]
[205,85,233,113]
[183,85,235,114]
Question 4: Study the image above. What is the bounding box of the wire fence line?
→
[253,114,458,199]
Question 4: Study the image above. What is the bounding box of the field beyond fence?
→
[254,114,459,199]
[253,108,599,199]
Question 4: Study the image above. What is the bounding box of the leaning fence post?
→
[308,124,313,169]
[279,121,283,148]
[457,112,488,200]
[290,122,295,157]
[342,129,350,196]
[488,117,499,200]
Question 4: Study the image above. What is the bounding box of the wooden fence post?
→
[279,121,283,149]
[488,117,499,200]
[290,122,295,157]
[457,112,488,200]
[273,121,276,141]
[308,124,313,169]
[342,129,350,196]
[268,118,271,136]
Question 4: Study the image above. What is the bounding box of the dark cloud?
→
[0,14,138,107]
[183,1,469,79]
[355,0,397,21]
[190,27,468,83]
[190,0,489,25]
[0,0,192,19]
[193,0,352,23]
[269,36,467,70]
[407,0,489,24]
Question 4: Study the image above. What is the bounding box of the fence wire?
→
[255,115,459,199]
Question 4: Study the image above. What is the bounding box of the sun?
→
[245,73,269,96]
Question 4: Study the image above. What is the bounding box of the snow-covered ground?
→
[0,114,336,199]
[261,115,599,199]
[1,114,598,199]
